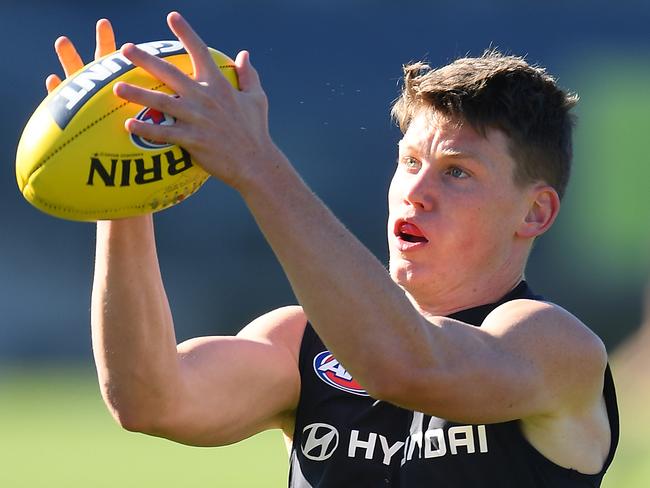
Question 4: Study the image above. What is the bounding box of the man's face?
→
[387,111,533,302]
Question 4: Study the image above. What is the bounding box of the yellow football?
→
[16,40,238,221]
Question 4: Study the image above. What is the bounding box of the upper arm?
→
[377,300,607,424]
[154,306,306,447]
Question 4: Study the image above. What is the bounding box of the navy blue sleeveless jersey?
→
[288,281,619,487]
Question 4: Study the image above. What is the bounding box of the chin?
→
[390,256,458,301]
[389,258,423,289]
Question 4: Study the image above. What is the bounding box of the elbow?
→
[363,363,425,406]
[112,408,182,439]
[368,376,416,406]
[114,414,146,434]
[108,402,230,447]
[102,394,172,436]
[365,361,446,411]
[366,381,400,405]
[108,399,204,444]
[108,404,158,434]
[97,381,181,436]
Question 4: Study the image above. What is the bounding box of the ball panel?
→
[16,107,63,191]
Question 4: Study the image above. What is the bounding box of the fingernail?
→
[121,43,137,54]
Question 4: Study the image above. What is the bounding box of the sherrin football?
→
[16,40,238,221]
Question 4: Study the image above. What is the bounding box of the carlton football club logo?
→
[313,350,368,396]
[130,106,175,150]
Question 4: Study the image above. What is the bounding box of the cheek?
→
[387,173,401,206]
[387,174,405,228]
[450,203,502,249]
[456,202,516,260]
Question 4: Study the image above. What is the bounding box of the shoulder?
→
[483,298,606,361]
[484,298,608,412]
[237,305,308,365]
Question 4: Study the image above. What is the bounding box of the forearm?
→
[91,215,181,427]
[239,147,432,394]
[109,32,435,398]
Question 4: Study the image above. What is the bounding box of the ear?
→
[516,185,561,238]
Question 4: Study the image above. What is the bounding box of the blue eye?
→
[401,156,421,171]
[446,166,469,179]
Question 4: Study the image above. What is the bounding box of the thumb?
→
[234,50,261,92]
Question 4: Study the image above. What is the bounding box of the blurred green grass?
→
[604,340,650,488]
[0,363,647,487]
[0,365,288,487]
[604,400,650,487]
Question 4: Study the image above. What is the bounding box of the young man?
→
[48,12,617,487]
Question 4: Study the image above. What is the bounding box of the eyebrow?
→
[398,142,488,167]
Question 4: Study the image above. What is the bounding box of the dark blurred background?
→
[1,0,648,362]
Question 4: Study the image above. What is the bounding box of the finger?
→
[46,74,62,93]
[124,117,182,146]
[121,43,197,96]
[114,81,194,121]
[95,18,116,60]
[166,11,223,83]
[234,50,262,93]
[54,36,85,77]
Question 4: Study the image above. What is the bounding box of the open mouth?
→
[396,220,429,243]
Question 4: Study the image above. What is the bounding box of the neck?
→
[404,271,525,318]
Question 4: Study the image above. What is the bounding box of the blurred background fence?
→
[1,1,648,486]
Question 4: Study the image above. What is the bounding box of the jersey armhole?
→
[514,362,619,482]
[290,322,315,444]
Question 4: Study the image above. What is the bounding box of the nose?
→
[402,172,435,212]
